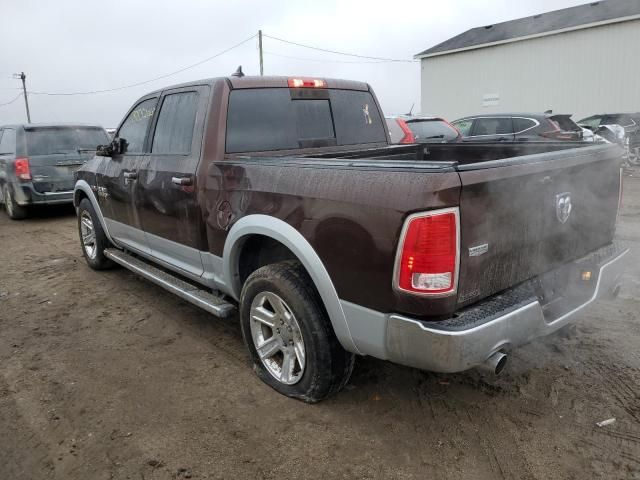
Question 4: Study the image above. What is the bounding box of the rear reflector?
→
[394,208,459,295]
[14,157,31,181]
[288,78,327,88]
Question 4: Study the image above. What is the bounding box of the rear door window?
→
[25,127,109,155]
[225,88,386,153]
[0,128,16,154]
[118,98,157,154]
[472,117,513,136]
[151,92,199,154]
[406,119,459,142]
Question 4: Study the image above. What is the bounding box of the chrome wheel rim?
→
[249,291,306,385]
[80,211,97,259]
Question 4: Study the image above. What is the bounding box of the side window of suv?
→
[513,118,537,133]
[473,117,513,136]
[117,98,157,154]
[0,128,16,154]
[452,119,473,136]
[151,92,199,154]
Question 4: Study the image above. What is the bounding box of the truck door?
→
[136,86,209,277]
[101,96,158,253]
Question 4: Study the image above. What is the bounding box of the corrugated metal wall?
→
[420,19,640,121]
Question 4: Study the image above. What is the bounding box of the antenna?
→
[232,66,245,78]
[407,103,415,116]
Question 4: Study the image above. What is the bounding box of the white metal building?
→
[415,0,640,121]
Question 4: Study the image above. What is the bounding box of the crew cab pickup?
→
[74,75,627,402]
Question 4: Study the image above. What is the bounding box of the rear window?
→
[26,127,109,156]
[406,119,458,142]
[225,88,386,153]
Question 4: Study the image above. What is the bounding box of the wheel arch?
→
[74,180,116,245]
[222,214,360,354]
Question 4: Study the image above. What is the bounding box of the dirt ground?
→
[1,176,639,480]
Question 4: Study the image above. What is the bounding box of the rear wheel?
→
[3,185,27,220]
[240,261,354,402]
[77,198,114,270]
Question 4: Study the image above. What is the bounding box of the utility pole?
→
[13,72,31,123]
[258,30,264,76]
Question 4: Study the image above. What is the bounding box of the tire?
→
[77,198,114,270]
[3,185,28,220]
[240,260,355,402]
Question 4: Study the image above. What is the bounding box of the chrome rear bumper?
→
[384,245,628,373]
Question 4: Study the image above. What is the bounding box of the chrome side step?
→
[104,248,236,318]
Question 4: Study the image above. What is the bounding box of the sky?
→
[0,0,589,127]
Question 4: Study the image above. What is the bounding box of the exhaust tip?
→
[479,351,508,376]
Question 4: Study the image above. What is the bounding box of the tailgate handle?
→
[172,176,193,186]
[123,171,137,180]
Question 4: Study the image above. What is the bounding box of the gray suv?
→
[0,124,109,219]
[451,113,583,142]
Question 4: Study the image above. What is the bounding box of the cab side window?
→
[117,98,157,154]
[0,128,16,154]
[151,92,198,154]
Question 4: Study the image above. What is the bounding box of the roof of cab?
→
[1,123,106,130]
[143,75,370,95]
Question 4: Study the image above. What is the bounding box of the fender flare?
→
[73,180,117,245]
[222,214,360,354]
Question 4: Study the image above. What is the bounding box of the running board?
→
[104,248,236,318]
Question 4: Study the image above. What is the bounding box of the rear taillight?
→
[397,119,415,144]
[14,158,31,181]
[394,207,459,295]
[288,78,327,88]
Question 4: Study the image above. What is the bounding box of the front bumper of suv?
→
[347,243,628,373]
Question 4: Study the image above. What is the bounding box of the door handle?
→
[171,176,193,186]
[123,171,137,180]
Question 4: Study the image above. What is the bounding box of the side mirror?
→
[96,144,111,156]
[96,138,127,156]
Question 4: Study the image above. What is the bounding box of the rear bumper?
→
[13,183,73,206]
[346,243,628,373]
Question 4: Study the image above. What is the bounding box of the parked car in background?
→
[578,113,640,135]
[386,115,461,144]
[74,74,626,402]
[451,113,583,142]
[0,124,110,219]
[578,113,640,165]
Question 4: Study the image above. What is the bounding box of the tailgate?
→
[456,144,622,307]
[29,154,91,193]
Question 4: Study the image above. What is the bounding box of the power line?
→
[0,92,22,107]
[263,50,388,64]
[263,34,415,63]
[29,34,256,96]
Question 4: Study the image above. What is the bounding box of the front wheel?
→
[77,198,114,270]
[240,261,354,402]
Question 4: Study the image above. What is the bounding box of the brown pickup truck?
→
[74,74,628,402]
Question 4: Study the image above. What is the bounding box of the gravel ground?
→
[1,175,639,480]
